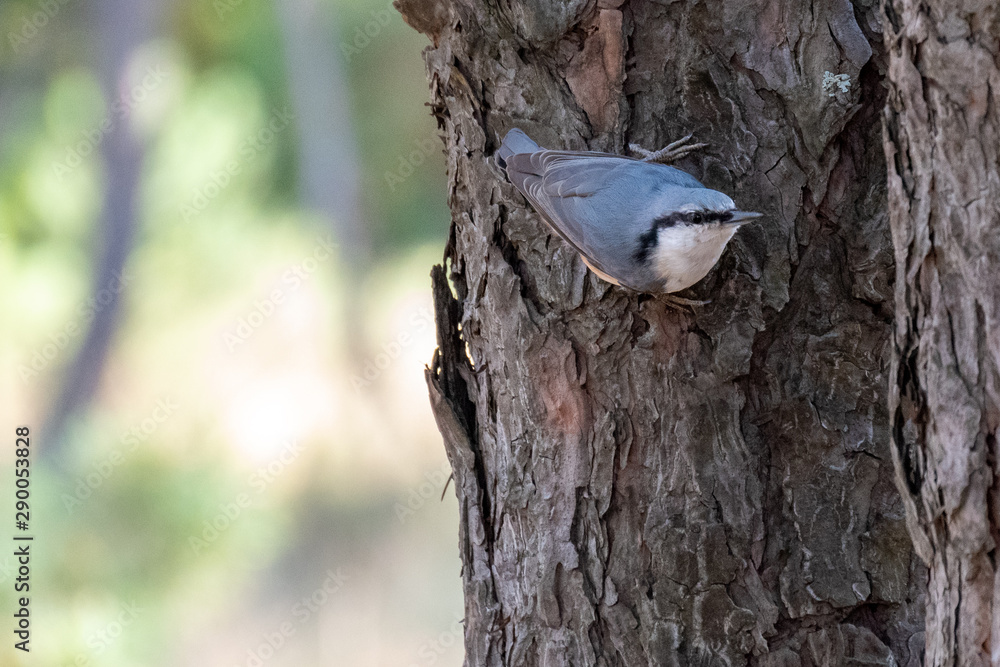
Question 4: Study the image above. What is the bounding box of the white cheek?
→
[653,225,739,292]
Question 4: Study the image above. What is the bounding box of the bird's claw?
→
[630,133,708,164]
[663,293,711,311]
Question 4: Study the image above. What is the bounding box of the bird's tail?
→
[495,128,541,170]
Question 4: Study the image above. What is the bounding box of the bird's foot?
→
[629,133,708,164]
[663,293,711,311]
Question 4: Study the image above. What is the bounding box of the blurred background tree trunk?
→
[405,0,926,663]
[883,1,1000,665]
[277,0,373,362]
[43,0,161,458]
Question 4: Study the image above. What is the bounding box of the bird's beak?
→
[729,210,763,225]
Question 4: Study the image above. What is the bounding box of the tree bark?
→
[882,2,1000,665]
[407,0,926,663]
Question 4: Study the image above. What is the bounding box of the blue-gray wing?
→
[503,149,704,289]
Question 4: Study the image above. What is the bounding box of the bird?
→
[494,128,760,299]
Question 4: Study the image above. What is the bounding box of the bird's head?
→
[635,188,761,293]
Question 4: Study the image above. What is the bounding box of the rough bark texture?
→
[408,0,927,663]
[882,2,1000,665]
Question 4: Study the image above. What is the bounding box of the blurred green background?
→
[0,0,462,664]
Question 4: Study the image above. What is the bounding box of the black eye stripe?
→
[634,210,735,264]
[634,226,658,264]
[653,210,733,227]
[653,212,683,228]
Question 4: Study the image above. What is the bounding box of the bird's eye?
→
[691,212,703,224]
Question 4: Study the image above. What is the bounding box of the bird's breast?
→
[652,224,740,293]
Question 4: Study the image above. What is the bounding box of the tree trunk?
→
[406,0,926,663]
[43,0,161,457]
[882,2,1000,665]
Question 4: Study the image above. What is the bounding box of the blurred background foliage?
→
[0,0,461,664]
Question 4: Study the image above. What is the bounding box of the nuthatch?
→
[494,129,760,296]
